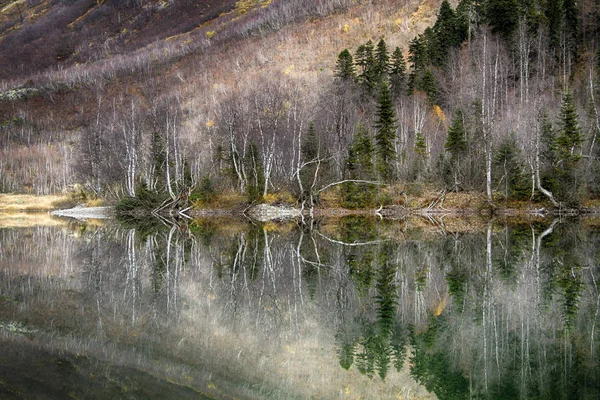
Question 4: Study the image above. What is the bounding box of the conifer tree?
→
[414,131,428,157]
[432,0,458,66]
[356,40,377,90]
[300,122,320,199]
[342,124,377,208]
[556,90,583,162]
[390,47,407,96]
[445,109,468,159]
[347,123,375,178]
[374,81,397,181]
[486,0,519,39]
[419,69,438,105]
[335,49,356,81]
[374,38,390,81]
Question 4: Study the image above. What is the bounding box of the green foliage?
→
[419,69,438,105]
[335,49,356,81]
[389,47,407,96]
[374,81,397,182]
[190,175,216,205]
[374,38,390,79]
[493,139,530,201]
[445,109,468,159]
[355,40,377,90]
[556,91,583,163]
[245,143,265,202]
[116,181,164,214]
[485,0,519,39]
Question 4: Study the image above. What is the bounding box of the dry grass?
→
[0,193,72,212]
[0,212,68,228]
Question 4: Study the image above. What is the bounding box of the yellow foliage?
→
[206,119,215,128]
[432,105,446,124]
[342,23,350,33]
[284,65,295,75]
[433,295,447,316]
[206,30,215,39]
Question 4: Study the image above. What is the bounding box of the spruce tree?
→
[300,122,320,198]
[445,109,467,160]
[390,47,407,96]
[374,81,397,182]
[486,0,519,39]
[342,124,377,208]
[419,69,438,105]
[347,123,375,178]
[556,90,583,162]
[374,38,390,81]
[356,40,377,90]
[432,0,458,66]
[335,49,356,81]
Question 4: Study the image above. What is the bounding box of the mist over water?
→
[0,217,598,399]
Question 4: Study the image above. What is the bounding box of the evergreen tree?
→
[347,123,375,178]
[355,40,377,90]
[408,35,428,94]
[419,69,438,105]
[342,124,377,208]
[432,0,459,66]
[414,131,428,157]
[486,0,519,39]
[389,47,407,96]
[445,109,468,159]
[300,122,320,199]
[374,38,390,80]
[245,143,264,201]
[493,139,530,200]
[555,91,583,162]
[374,81,398,181]
[335,49,356,81]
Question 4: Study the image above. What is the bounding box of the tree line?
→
[71,0,600,210]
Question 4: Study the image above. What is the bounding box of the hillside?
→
[0,0,599,211]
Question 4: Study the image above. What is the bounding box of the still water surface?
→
[0,216,599,399]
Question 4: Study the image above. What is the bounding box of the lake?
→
[0,215,599,399]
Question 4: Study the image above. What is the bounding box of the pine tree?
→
[335,49,356,81]
[374,81,397,181]
[390,47,407,96]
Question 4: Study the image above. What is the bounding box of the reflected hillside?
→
[0,217,599,399]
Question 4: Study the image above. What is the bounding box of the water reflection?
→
[0,216,599,399]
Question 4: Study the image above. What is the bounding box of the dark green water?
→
[0,216,599,399]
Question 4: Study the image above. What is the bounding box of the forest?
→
[0,0,599,211]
